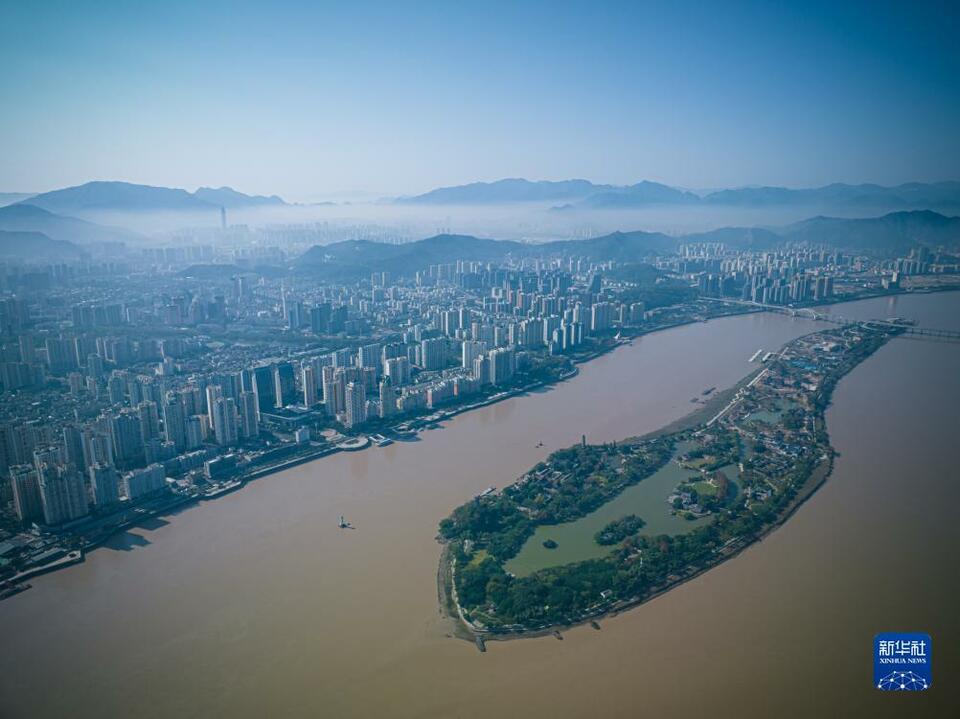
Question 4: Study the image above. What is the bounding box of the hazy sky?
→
[1,0,958,201]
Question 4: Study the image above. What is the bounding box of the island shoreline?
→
[436,321,902,645]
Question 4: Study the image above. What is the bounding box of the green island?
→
[594,515,646,545]
[437,322,900,637]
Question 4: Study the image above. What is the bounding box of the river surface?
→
[1,292,957,718]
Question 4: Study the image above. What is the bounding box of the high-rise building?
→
[284,296,303,330]
[461,340,487,369]
[344,381,367,428]
[357,343,381,376]
[420,337,446,371]
[239,391,260,439]
[107,372,126,405]
[274,362,297,408]
[211,397,239,446]
[45,337,77,374]
[108,411,144,466]
[81,428,112,469]
[89,463,121,507]
[62,424,85,471]
[489,347,516,385]
[18,334,36,364]
[590,302,615,333]
[473,354,490,385]
[322,366,346,416]
[185,415,204,450]
[205,384,223,423]
[137,400,160,442]
[332,348,353,368]
[309,303,332,333]
[441,309,459,337]
[123,464,167,501]
[161,395,187,452]
[379,378,396,418]
[37,462,88,525]
[588,272,602,294]
[384,356,411,387]
[302,364,320,407]
[252,364,277,414]
[9,464,43,523]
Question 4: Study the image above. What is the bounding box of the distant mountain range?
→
[397,178,960,211]
[397,179,609,204]
[2,177,956,267]
[0,203,142,246]
[296,229,685,278]
[193,186,286,208]
[10,178,959,215]
[18,181,287,215]
[778,210,960,252]
[295,210,959,278]
[0,230,86,261]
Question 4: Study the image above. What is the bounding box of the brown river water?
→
[1,292,957,718]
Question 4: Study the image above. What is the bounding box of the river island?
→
[437,321,901,639]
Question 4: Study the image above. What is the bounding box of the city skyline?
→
[2,1,959,200]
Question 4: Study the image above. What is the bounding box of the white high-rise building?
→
[322,365,346,416]
[302,364,320,407]
[357,343,381,376]
[384,356,411,387]
[211,397,239,446]
[473,354,490,385]
[37,462,88,525]
[489,347,516,385]
[379,378,396,418]
[123,464,167,501]
[590,302,615,333]
[205,384,223,424]
[461,340,487,369]
[89,463,121,507]
[344,381,367,428]
[161,395,187,452]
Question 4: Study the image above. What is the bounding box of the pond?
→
[505,440,722,577]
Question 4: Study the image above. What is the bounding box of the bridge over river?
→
[702,296,960,341]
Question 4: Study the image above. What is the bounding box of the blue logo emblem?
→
[874,632,931,691]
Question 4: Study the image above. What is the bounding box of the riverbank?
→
[5,287,945,599]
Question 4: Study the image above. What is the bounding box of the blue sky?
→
[1,0,958,200]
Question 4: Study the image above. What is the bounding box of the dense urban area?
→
[1,206,958,600]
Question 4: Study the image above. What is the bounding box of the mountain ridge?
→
[0,229,86,260]
[19,181,288,214]
[295,210,959,278]
[0,203,143,246]
[397,178,960,210]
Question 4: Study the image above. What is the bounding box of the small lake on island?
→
[506,440,729,576]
